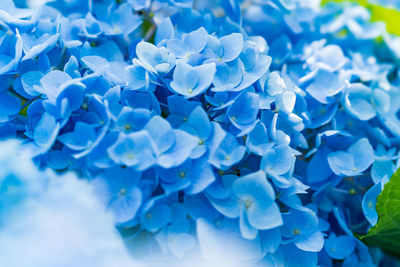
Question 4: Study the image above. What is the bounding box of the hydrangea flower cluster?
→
[1,0,400,266]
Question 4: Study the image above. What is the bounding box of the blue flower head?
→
[157,157,215,195]
[227,91,260,135]
[327,138,374,177]
[136,42,176,75]
[166,27,208,62]
[92,167,142,225]
[107,131,156,170]
[232,171,282,239]
[281,209,324,252]
[169,61,216,97]
[179,106,212,159]
[324,233,356,260]
[208,130,246,170]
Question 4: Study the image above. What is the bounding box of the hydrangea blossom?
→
[1,0,400,266]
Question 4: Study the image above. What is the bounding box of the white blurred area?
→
[27,0,51,8]
[0,142,142,267]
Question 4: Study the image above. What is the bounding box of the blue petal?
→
[344,83,376,121]
[306,70,344,104]
[324,233,356,260]
[327,138,374,176]
[183,27,208,54]
[170,61,216,97]
[167,233,196,258]
[362,180,384,226]
[240,206,258,240]
[33,112,59,151]
[21,71,44,97]
[295,231,324,252]
[155,17,174,45]
[349,138,374,171]
[157,129,197,168]
[261,145,296,176]
[186,158,215,195]
[307,146,333,184]
[142,203,171,233]
[109,187,142,224]
[220,33,243,62]
[280,244,318,267]
[227,92,259,126]
[144,116,175,154]
[246,122,274,156]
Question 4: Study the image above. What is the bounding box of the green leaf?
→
[359,168,400,258]
[321,0,400,36]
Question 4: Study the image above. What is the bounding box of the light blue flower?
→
[208,171,282,239]
[92,167,142,224]
[327,138,374,177]
[169,61,216,97]
[179,106,212,159]
[141,201,172,233]
[157,157,215,195]
[208,130,246,170]
[362,177,388,226]
[166,27,208,62]
[306,70,345,104]
[260,145,298,186]
[107,131,156,170]
[227,91,259,135]
[343,83,390,121]
[136,41,176,75]
[281,209,324,252]
[100,3,142,37]
[324,233,356,260]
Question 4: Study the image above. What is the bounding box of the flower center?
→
[124,124,131,131]
[179,171,186,178]
[81,102,89,110]
[245,200,252,209]
[119,188,127,196]
[293,229,301,235]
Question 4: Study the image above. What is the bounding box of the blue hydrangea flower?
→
[107,131,156,170]
[324,233,356,260]
[92,167,142,225]
[166,27,208,62]
[157,157,215,195]
[327,138,374,177]
[362,176,388,226]
[281,209,324,252]
[136,42,176,75]
[208,130,246,170]
[208,171,282,239]
[169,61,216,97]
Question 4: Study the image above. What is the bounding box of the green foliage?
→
[360,168,400,258]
